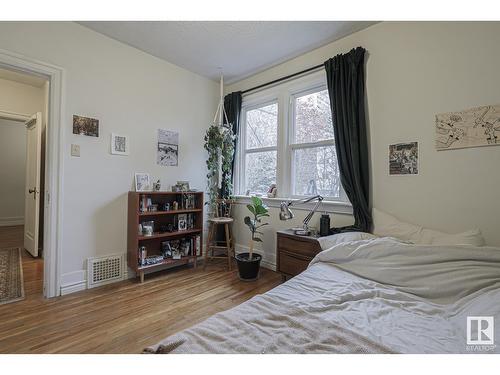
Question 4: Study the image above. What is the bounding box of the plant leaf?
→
[251,196,262,207]
[246,204,255,215]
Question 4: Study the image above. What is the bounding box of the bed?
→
[145,234,500,354]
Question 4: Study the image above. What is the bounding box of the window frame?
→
[288,84,348,201]
[236,97,280,196]
[234,70,349,205]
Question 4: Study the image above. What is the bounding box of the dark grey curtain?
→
[324,47,372,233]
[221,91,242,198]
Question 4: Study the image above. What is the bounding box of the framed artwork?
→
[157,129,178,166]
[135,173,151,192]
[389,142,419,175]
[110,133,129,155]
[73,115,99,137]
[435,104,500,150]
[177,181,190,192]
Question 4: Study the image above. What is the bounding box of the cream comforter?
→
[146,236,500,354]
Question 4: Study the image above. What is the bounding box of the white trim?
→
[238,99,279,195]
[234,243,276,271]
[0,109,30,122]
[233,195,353,215]
[0,48,65,298]
[60,281,86,296]
[60,270,86,295]
[0,216,24,227]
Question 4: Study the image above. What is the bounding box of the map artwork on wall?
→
[157,129,178,166]
[435,104,500,150]
[389,142,418,175]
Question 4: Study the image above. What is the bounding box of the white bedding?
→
[146,236,500,354]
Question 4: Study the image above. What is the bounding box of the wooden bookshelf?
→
[127,191,204,282]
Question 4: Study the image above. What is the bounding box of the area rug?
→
[0,247,25,305]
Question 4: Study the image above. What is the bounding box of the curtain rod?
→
[241,63,324,95]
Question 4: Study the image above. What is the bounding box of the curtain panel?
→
[324,47,372,233]
[221,91,242,198]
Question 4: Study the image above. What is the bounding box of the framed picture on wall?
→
[157,129,179,166]
[135,173,151,192]
[110,133,129,155]
[73,115,99,137]
[389,142,419,175]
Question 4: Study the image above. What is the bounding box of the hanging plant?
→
[220,125,235,198]
[204,123,235,215]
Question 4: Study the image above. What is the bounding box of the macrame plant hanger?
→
[211,74,230,189]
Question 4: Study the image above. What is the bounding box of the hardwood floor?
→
[0,225,282,353]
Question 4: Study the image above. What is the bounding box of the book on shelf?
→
[195,235,201,256]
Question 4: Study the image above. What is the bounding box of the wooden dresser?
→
[276,229,322,281]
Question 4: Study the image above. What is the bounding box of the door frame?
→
[0,48,65,298]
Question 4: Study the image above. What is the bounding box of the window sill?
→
[233,195,353,215]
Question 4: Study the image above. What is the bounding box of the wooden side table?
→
[276,229,322,281]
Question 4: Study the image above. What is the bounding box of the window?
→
[241,102,278,195]
[236,72,347,203]
[291,88,341,199]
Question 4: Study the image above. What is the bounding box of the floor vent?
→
[87,254,124,288]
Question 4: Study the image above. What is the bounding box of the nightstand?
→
[276,229,322,281]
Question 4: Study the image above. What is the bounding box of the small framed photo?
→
[389,142,419,175]
[111,133,129,155]
[178,219,187,231]
[135,173,151,192]
[177,181,190,192]
[73,115,99,137]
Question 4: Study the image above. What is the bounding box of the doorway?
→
[0,68,49,301]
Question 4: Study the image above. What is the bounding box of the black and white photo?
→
[389,142,419,175]
[110,133,129,155]
[134,172,151,192]
[73,115,99,137]
[157,129,178,166]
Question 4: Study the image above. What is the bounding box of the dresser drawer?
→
[279,251,310,276]
[278,235,320,258]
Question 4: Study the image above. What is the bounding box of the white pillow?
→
[372,208,423,242]
[318,231,376,250]
[423,228,485,246]
[372,208,485,246]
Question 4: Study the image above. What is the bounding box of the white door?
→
[24,112,42,257]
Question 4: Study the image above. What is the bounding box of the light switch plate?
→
[71,144,80,157]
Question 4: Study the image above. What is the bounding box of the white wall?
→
[0,77,45,115]
[227,22,500,266]
[0,118,27,225]
[0,22,219,293]
[0,77,46,226]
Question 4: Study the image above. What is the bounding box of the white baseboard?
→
[60,281,86,295]
[60,270,86,295]
[0,216,24,227]
[234,243,276,271]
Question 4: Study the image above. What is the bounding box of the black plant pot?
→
[235,252,262,281]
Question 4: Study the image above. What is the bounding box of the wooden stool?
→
[204,199,235,271]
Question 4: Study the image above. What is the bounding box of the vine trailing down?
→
[203,123,235,215]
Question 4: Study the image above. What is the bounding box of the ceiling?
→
[79,21,376,84]
[0,66,47,87]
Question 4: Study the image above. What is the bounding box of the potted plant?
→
[236,196,269,281]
